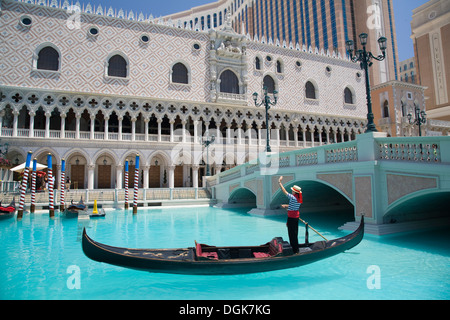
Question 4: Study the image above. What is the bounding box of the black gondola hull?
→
[82,217,364,275]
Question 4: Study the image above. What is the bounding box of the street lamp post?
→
[253,87,278,152]
[346,33,387,133]
[202,134,215,176]
[408,105,427,137]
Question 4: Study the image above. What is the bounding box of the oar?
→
[299,217,328,241]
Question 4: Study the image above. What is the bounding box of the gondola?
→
[82,216,364,275]
[0,198,16,220]
[63,197,87,218]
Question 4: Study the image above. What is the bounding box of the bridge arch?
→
[384,190,450,224]
[270,180,354,214]
[228,187,256,207]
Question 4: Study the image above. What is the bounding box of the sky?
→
[80,0,429,62]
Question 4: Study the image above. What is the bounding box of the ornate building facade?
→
[0,0,367,190]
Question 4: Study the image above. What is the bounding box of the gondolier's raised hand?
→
[278,176,288,196]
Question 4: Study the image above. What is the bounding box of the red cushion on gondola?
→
[202,252,218,259]
[196,242,202,256]
[196,242,218,260]
[253,252,271,258]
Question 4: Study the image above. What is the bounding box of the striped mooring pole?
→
[124,159,129,210]
[30,158,37,214]
[47,153,54,218]
[133,154,140,215]
[17,151,33,220]
[60,159,66,212]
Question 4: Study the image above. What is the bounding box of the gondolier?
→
[278,176,302,253]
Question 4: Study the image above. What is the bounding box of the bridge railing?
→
[376,136,449,163]
[215,133,450,185]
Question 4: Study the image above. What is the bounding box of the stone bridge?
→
[209,132,450,234]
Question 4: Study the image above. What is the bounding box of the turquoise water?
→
[1,206,449,300]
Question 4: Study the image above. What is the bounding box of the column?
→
[168,165,175,189]
[87,164,95,190]
[257,125,262,146]
[318,127,323,146]
[302,127,307,148]
[182,120,186,143]
[192,165,199,189]
[12,111,18,137]
[144,118,149,142]
[29,112,35,138]
[75,114,80,139]
[285,126,289,146]
[118,116,123,141]
[275,126,280,147]
[45,112,51,138]
[90,115,95,140]
[169,120,174,142]
[237,124,242,145]
[143,165,149,189]
[55,164,61,190]
[226,124,232,144]
[294,128,298,147]
[193,120,199,144]
[60,114,66,139]
[157,118,162,142]
[131,117,136,141]
[116,164,123,189]
[104,116,109,140]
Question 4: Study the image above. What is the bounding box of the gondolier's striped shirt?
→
[287,193,301,218]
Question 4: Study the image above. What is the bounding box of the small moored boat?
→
[82,217,364,275]
[63,197,87,218]
[0,198,16,220]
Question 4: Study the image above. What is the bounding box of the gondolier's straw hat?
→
[291,185,302,193]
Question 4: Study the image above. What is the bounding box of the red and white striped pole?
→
[133,154,140,214]
[30,158,37,214]
[60,158,66,212]
[47,153,54,218]
[17,151,32,220]
[124,159,129,210]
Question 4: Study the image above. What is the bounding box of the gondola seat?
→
[253,238,283,258]
[253,252,271,258]
[195,242,218,260]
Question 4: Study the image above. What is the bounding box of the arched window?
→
[220,70,239,94]
[263,75,275,93]
[37,46,59,71]
[255,57,261,70]
[172,63,188,84]
[383,100,389,118]
[276,60,283,73]
[305,81,316,99]
[344,87,354,104]
[108,55,127,78]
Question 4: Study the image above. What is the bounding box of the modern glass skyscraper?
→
[166,0,399,86]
